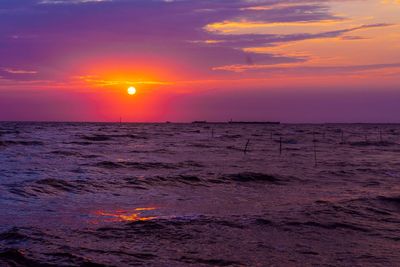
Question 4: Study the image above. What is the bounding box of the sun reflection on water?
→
[94,207,158,222]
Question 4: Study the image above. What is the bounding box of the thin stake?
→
[313,139,317,166]
[379,130,383,142]
[341,130,344,143]
[279,137,282,155]
[211,128,214,138]
[244,139,250,154]
[270,132,273,140]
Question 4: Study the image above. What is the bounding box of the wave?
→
[95,161,177,170]
[80,134,148,142]
[349,141,397,147]
[222,172,284,184]
[94,160,203,170]
[0,140,43,146]
[178,256,243,266]
[50,150,82,157]
[81,135,112,142]
[7,178,105,198]
[0,249,49,267]
[284,221,370,233]
[0,129,20,135]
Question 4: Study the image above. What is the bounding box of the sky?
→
[0,0,400,122]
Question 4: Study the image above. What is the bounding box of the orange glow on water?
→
[94,207,158,222]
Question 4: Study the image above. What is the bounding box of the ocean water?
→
[1,122,400,266]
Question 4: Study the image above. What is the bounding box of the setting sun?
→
[127,86,137,95]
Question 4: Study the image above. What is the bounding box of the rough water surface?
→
[1,122,400,266]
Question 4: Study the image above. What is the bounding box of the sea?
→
[0,122,400,266]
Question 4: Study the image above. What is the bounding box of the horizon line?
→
[0,120,399,124]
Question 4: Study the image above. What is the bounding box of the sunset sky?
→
[1,0,400,122]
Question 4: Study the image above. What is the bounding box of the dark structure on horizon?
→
[191,120,280,124]
[228,120,280,125]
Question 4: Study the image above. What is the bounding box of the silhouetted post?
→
[279,137,282,155]
[211,128,214,138]
[313,138,317,166]
[379,130,383,142]
[270,132,273,140]
[244,139,250,154]
[341,130,344,143]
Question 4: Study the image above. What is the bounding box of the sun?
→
[127,86,137,95]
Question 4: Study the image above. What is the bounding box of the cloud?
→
[213,62,400,74]
[76,75,170,87]
[38,0,112,4]
[2,68,38,74]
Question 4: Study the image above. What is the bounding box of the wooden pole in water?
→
[341,130,344,143]
[380,130,383,142]
[279,137,282,155]
[211,128,214,138]
[244,139,250,154]
[313,138,317,166]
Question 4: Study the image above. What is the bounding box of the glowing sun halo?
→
[127,86,137,95]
